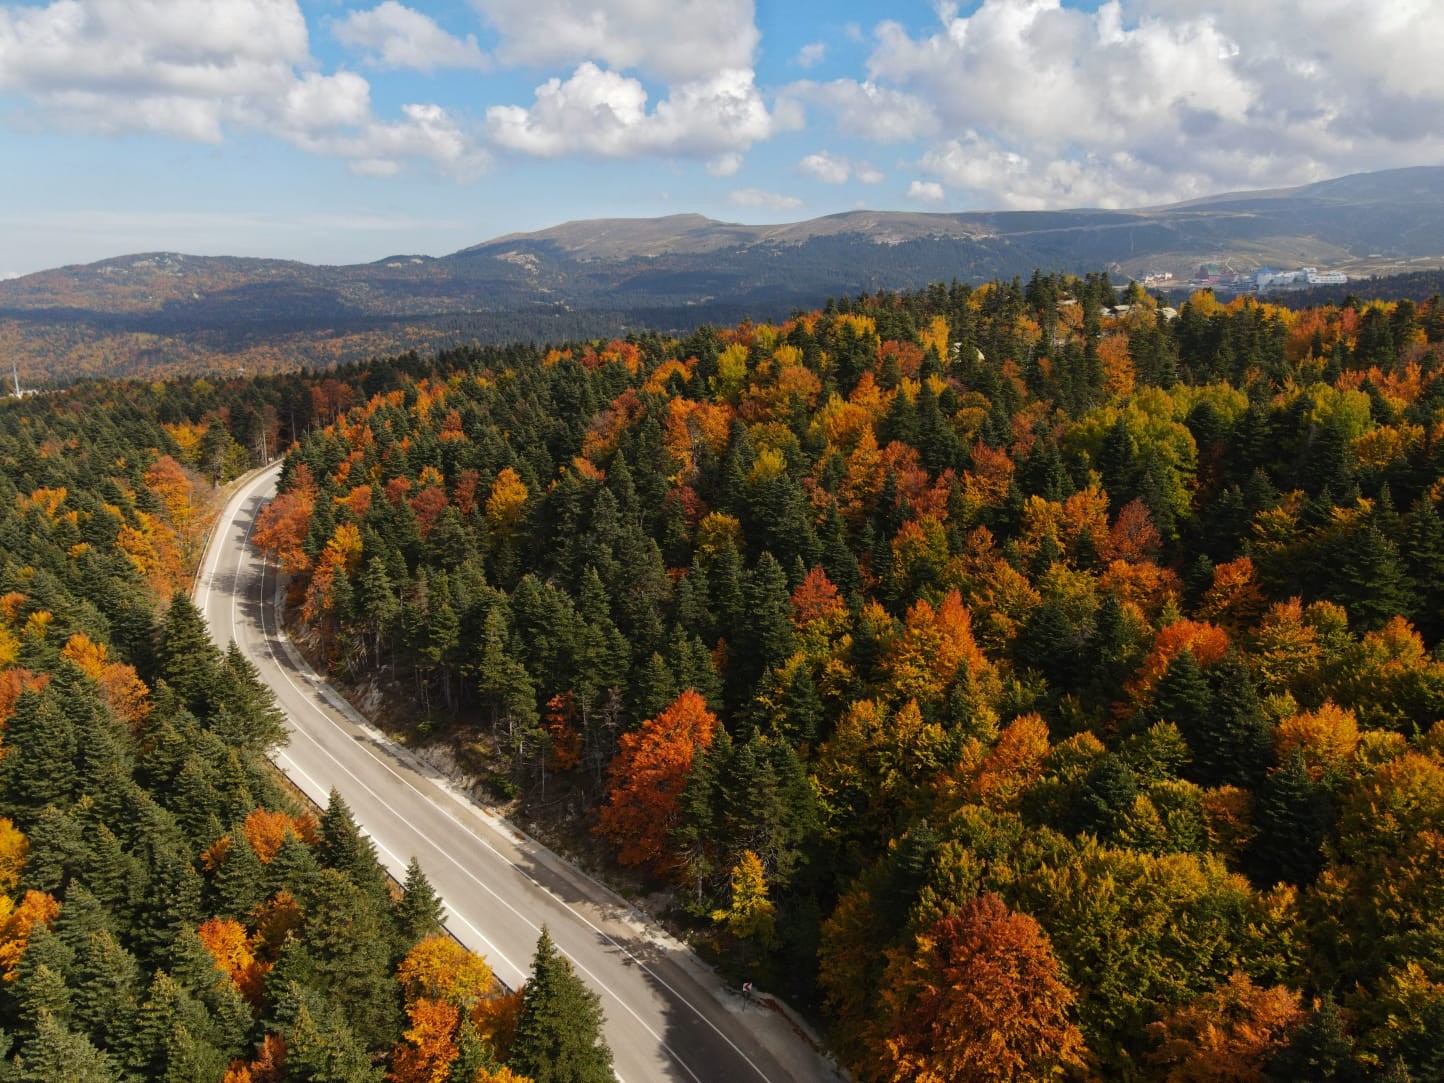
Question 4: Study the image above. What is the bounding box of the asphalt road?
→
[196,464,841,1083]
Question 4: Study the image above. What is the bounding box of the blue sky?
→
[2,0,1442,276]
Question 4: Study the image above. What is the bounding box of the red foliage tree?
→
[595,690,718,870]
[252,464,317,575]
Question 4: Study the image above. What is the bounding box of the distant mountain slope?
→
[3,166,1442,380]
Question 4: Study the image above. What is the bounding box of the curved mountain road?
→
[196,463,842,1083]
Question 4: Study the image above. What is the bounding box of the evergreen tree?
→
[132,846,203,962]
[1199,652,1272,788]
[0,690,79,816]
[1265,995,1363,1082]
[68,929,141,1053]
[213,827,267,919]
[731,553,794,717]
[511,927,614,1083]
[122,971,230,1083]
[285,869,402,1046]
[153,593,222,716]
[317,791,389,900]
[1327,525,1414,631]
[1151,649,1212,775]
[273,980,384,1083]
[12,1011,121,1083]
[1247,751,1333,888]
[14,929,75,1033]
[394,858,445,947]
[212,641,290,752]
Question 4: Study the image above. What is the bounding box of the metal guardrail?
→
[195,468,512,991]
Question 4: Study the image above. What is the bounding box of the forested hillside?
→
[5,166,1441,386]
[0,378,600,1080]
[255,278,1444,1081]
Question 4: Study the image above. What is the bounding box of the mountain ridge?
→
[3,166,1443,381]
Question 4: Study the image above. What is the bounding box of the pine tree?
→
[395,858,446,947]
[1328,525,1413,631]
[1247,751,1333,888]
[317,790,389,900]
[1401,494,1444,639]
[731,553,794,716]
[167,927,252,1063]
[213,641,289,752]
[0,689,79,815]
[630,651,676,724]
[511,927,613,1083]
[357,557,402,669]
[1073,754,1139,839]
[1265,995,1363,1082]
[268,832,322,902]
[123,970,231,1082]
[1199,652,1272,788]
[213,829,267,920]
[53,885,112,957]
[15,927,75,1033]
[273,979,385,1083]
[154,593,222,716]
[14,1010,122,1083]
[292,868,402,1047]
[133,845,204,963]
[69,928,142,1052]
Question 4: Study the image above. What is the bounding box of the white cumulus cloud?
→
[468,0,758,83]
[487,62,773,159]
[707,152,744,177]
[799,151,851,184]
[777,78,938,142]
[795,42,825,68]
[0,0,488,177]
[907,180,945,203]
[798,150,884,186]
[856,0,1444,208]
[332,2,487,71]
[729,188,803,211]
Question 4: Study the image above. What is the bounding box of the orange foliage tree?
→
[472,987,525,1062]
[0,890,59,979]
[484,468,529,535]
[62,632,150,726]
[1146,972,1304,1082]
[222,1033,286,1083]
[1128,620,1232,703]
[242,808,301,864]
[252,464,318,575]
[390,997,460,1083]
[595,690,718,870]
[197,916,268,1004]
[873,893,1086,1082]
[882,591,991,706]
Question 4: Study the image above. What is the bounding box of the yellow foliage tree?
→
[398,936,494,1009]
[0,820,26,896]
[711,850,777,946]
[484,468,529,535]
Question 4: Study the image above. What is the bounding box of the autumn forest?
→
[2,273,1444,1080]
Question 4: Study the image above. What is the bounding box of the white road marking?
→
[198,472,782,1083]
[253,553,702,1082]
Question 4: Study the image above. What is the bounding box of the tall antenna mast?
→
[11,365,18,398]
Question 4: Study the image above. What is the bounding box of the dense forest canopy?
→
[0,366,602,1079]
[3,272,1444,1080]
[251,276,1444,1082]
